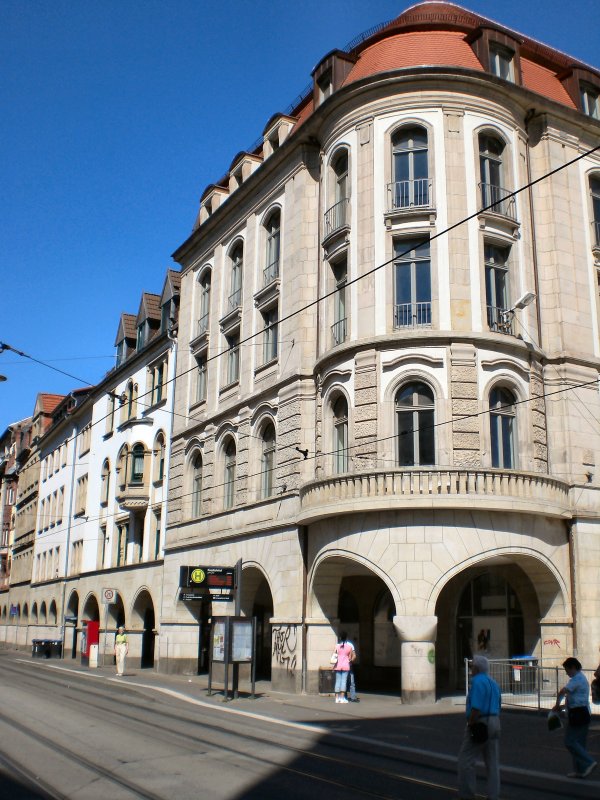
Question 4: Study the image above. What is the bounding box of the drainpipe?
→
[567,521,578,654]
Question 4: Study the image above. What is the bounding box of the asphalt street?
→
[0,648,598,799]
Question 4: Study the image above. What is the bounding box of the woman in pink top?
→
[333,631,355,703]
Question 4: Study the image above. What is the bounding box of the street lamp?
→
[500,291,536,330]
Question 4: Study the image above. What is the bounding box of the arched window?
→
[100,459,110,506]
[198,270,211,334]
[117,446,128,489]
[154,432,165,482]
[130,444,145,484]
[395,382,435,466]
[391,126,429,208]
[394,238,431,328]
[123,380,137,421]
[229,244,243,310]
[590,175,600,247]
[264,210,281,285]
[490,386,516,468]
[223,439,236,509]
[260,423,276,498]
[485,244,511,332]
[191,453,202,517]
[479,133,511,216]
[332,396,349,474]
[325,150,349,236]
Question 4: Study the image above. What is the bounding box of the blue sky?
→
[1,0,598,432]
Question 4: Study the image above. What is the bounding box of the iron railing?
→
[480,183,517,220]
[324,198,350,238]
[197,313,209,335]
[394,301,431,328]
[487,305,513,335]
[465,659,600,716]
[387,179,431,211]
[228,287,242,311]
[263,259,280,286]
[331,317,347,346]
[593,220,600,248]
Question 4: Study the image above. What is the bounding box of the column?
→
[394,615,437,704]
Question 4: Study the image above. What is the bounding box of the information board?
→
[231,620,253,662]
[212,620,226,662]
[179,565,235,602]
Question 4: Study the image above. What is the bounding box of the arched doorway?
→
[311,556,401,692]
[435,557,565,693]
[240,567,274,681]
[132,590,156,669]
[66,591,79,658]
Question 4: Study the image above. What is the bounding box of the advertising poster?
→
[212,621,226,662]
[231,620,253,662]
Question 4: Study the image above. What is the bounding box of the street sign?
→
[9,605,17,617]
[102,587,118,604]
[179,566,234,602]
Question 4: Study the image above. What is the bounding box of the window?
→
[130,444,145,484]
[149,360,166,406]
[325,151,349,236]
[79,424,91,456]
[390,126,429,209]
[154,432,165,482]
[117,523,128,567]
[490,386,516,468]
[106,394,116,434]
[394,238,431,328]
[489,43,514,81]
[317,69,332,103]
[39,499,45,532]
[260,423,276,498]
[331,257,347,345]
[479,134,513,217]
[229,244,243,310]
[116,339,126,367]
[485,244,511,333]
[137,322,146,351]
[123,381,137,421]
[51,491,58,526]
[581,83,600,119]
[74,474,88,517]
[198,271,211,334]
[591,176,600,247]
[395,382,435,466]
[57,487,64,523]
[262,306,278,364]
[224,439,236,509]
[195,354,207,404]
[264,211,281,285]
[117,446,128,489]
[226,332,240,385]
[191,453,202,517]
[333,396,349,474]
[161,297,176,334]
[98,525,107,570]
[153,511,162,559]
[101,460,110,506]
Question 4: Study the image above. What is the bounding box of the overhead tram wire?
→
[4,141,600,459]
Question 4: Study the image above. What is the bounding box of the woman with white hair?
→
[457,655,502,800]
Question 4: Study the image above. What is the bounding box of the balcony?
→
[479,183,516,220]
[228,287,243,311]
[330,317,348,347]
[263,259,280,287]
[487,305,514,335]
[299,467,571,523]
[387,179,431,211]
[323,198,350,246]
[116,482,149,511]
[394,302,432,329]
[593,220,600,251]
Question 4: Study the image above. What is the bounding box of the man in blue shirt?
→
[458,654,502,800]
[553,657,597,779]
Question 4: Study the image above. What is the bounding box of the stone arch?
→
[107,592,125,629]
[23,602,29,621]
[240,563,275,682]
[40,601,47,624]
[81,593,100,622]
[31,602,38,623]
[49,600,57,626]
[131,587,156,669]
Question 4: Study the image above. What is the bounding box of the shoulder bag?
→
[568,705,591,726]
[469,677,493,744]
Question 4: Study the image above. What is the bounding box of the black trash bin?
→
[48,640,63,658]
[319,667,336,695]
[511,657,538,694]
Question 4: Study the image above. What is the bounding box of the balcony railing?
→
[228,287,242,311]
[593,220,600,248]
[324,198,350,238]
[487,305,514,335]
[479,183,516,220]
[299,467,570,522]
[197,313,209,336]
[387,179,431,211]
[394,302,432,328]
[331,317,347,346]
[263,259,280,287]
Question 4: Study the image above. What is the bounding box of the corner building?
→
[165,2,600,701]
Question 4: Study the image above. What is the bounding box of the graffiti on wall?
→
[272,624,297,673]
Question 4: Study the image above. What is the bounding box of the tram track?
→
[2,657,598,800]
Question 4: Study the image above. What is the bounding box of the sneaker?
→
[340,698,349,703]
[582,761,598,778]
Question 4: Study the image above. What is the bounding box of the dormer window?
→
[490,43,514,81]
[317,69,332,103]
[116,340,125,367]
[581,83,600,119]
[137,322,146,351]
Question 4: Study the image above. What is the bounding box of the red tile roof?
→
[520,58,576,108]
[38,394,66,415]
